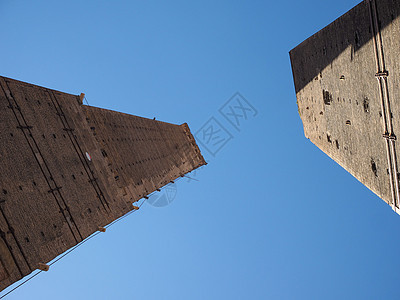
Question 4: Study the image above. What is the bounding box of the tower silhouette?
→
[0,76,205,291]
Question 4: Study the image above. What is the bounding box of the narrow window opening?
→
[327,134,332,143]
[364,97,370,113]
[371,159,378,177]
[323,90,332,105]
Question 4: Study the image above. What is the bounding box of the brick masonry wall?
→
[82,106,206,204]
[290,0,400,209]
[0,76,205,291]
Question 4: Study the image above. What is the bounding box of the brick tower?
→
[290,1,400,213]
[0,76,206,291]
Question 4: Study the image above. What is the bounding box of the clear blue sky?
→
[2,1,400,299]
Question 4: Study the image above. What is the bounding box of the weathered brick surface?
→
[0,76,206,291]
[82,106,205,204]
[290,0,400,210]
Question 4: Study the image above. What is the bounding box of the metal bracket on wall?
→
[16,125,33,130]
[62,128,75,132]
[375,71,389,78]
[48,187,62,194]
[383,134,396,141]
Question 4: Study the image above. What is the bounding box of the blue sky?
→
[3,0,400,299]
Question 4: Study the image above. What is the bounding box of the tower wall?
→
[290,0,400,210]
[82,106,205,203]
[0,76,205,291]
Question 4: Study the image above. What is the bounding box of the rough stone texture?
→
[290,0,400,211]
[0,76,206,291]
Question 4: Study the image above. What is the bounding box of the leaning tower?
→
[290,0,400,213]
[0,76,205,291]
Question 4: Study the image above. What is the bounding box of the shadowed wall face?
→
[0,76,205,291]
[290,0,400,211]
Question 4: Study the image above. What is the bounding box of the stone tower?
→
[290,0,400,213]
[0,76,206,291]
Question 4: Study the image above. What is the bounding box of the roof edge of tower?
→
[289,1,366,54]
[180,123,207,167]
